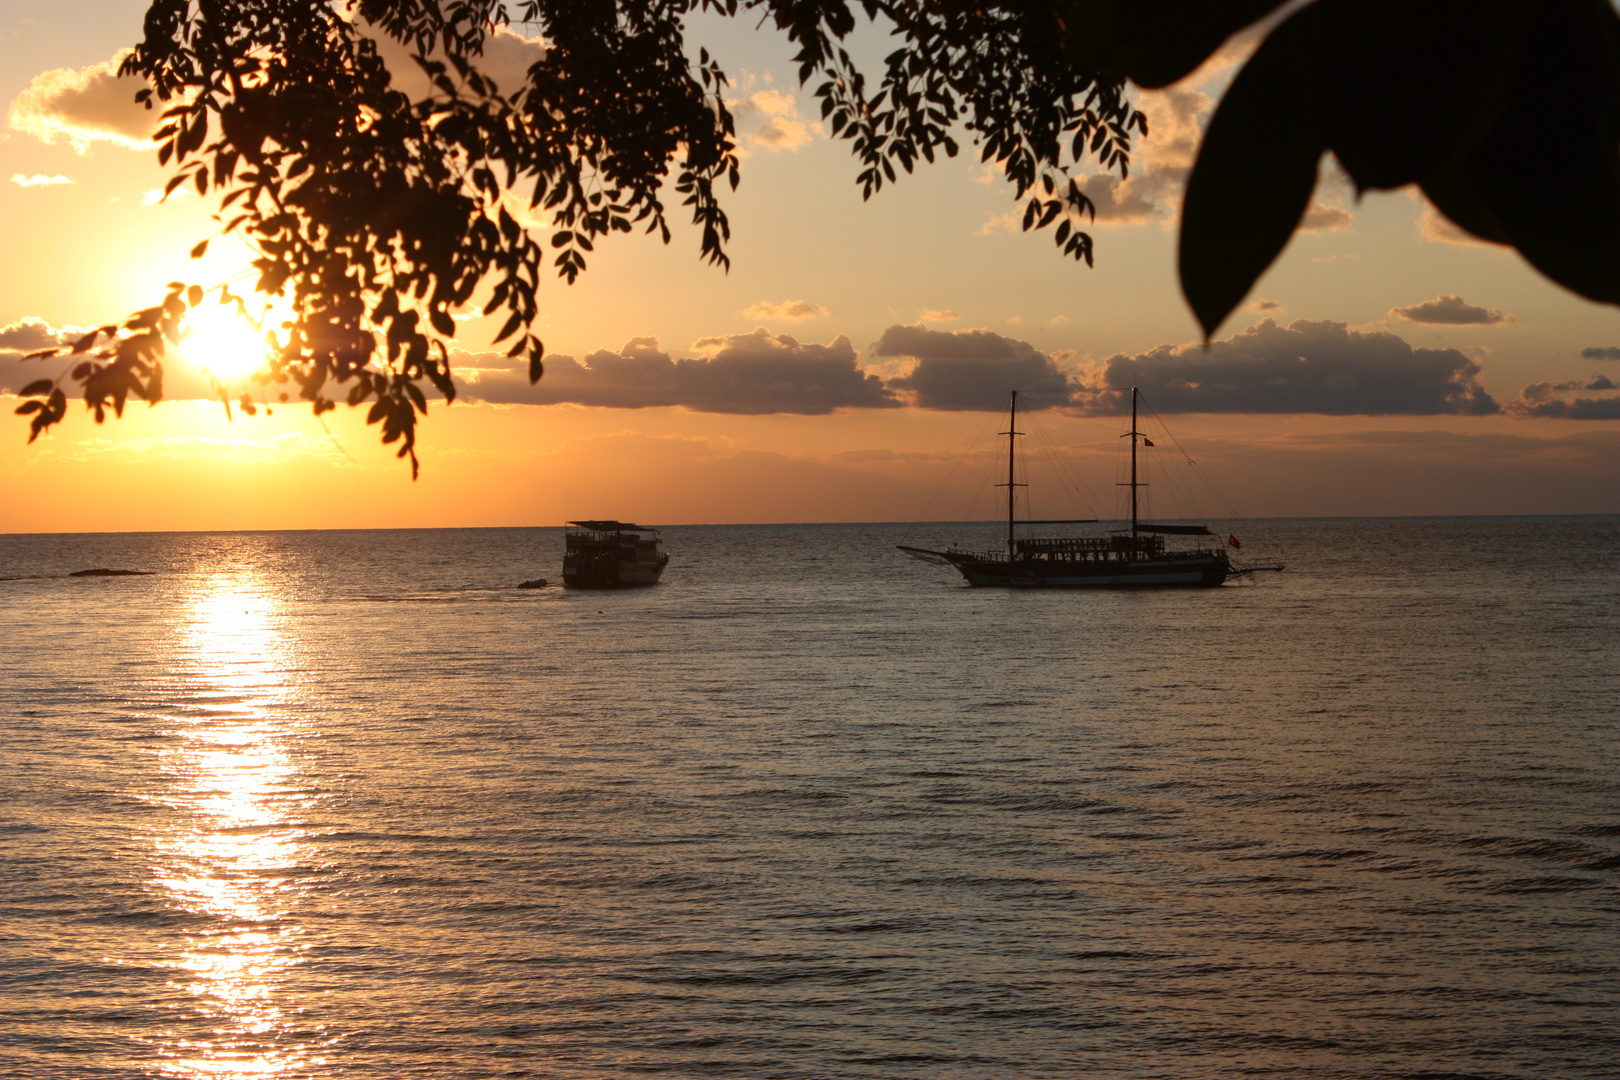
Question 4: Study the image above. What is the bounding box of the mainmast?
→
[997,391,1026,560]
[1131,386,1139,536]
[1119,385,1147,537]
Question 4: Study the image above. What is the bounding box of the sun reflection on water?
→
[144,578,323,1077]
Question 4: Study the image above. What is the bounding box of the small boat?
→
[561,521,669,589]
[899,388,1270,588]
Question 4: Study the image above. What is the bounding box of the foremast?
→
[996,391,1026,560]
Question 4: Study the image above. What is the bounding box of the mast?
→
[997,391,1026,560]
[1130,386,1138,536]
[1116,386,1148,538]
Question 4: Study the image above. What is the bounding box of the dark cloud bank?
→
[458,329,896,414]
[1084,319,1500,415]
[870,319,1501,416]
[9,316,1616,422]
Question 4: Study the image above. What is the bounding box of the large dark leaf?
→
[1179,5,1327,339]
[1112,0,1293,89]
[1466,0,1620,304]
[1318,0,1527,192]
[1420,159,1513,246]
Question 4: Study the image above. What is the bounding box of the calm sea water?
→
[1,518,1616,1079]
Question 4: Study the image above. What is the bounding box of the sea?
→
[1,517,1616,1080]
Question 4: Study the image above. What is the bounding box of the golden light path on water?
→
[142,577,320,1078]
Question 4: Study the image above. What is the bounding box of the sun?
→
[181,304,270,382]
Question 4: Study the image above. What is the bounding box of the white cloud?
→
[739,299,829,322]
[7,50,154,151]
[10,173,75,187]
[729,80,821,154]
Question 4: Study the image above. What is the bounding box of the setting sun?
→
[181,303,269,383]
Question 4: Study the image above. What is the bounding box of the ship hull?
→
[561,566,666,589]
[901,547,1230,588]
[954,557,1227,588]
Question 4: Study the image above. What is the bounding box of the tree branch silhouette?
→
[16,0,1620,472]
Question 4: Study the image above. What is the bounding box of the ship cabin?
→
[562,520,669,589]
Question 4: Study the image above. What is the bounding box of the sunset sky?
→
[4,0,1618,532]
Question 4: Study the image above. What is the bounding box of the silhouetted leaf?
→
[1420,160,1513,245]
[1180,5,1327,338]
[1318,0,1525,192]
[1460,0,1620,304]
[1105,0,1293,89]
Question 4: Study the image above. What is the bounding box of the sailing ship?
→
[561,521,670,589]
[899,389,1255,588]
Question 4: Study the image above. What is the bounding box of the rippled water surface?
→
[2,518,1617,1079]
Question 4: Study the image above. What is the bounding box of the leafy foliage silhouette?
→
[15,0,1620,470]
[1180,0,1620,338]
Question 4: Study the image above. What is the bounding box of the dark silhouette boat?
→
[561,521,669,589]
[899,388,1263,588]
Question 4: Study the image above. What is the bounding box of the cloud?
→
[1416,202,1498,246]
[876,324,1076,410]
[729,83,821,154]
[1249,298,1280,312]
[1505,377,1620,419]
[10,173,75,187]
[1298,201,1352,232]
[364,23,547,102]
[0,317,85,375]
[976,86,1211,233]
[1075,318,1500,416]
[1580,346,1620,361]
[918,309,958,322]
[0,317,73,352]
[1390,294,1514,325]
[455,330,897,414]
[7,51,154,150]
[738,299,829,322]
[979,84,1352,236]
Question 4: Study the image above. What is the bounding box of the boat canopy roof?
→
[1137,524,1213,535]
[568,520,659,533]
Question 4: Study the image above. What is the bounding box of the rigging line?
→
[1016,388,1122,437]
[963,434,1005,525]
[317,411,357,466]
[1025,408,1103,519]
[910,408,999,523]
[1139,392,1244,520]
[1136,400,1206,522]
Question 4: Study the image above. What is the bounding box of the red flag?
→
[1142,437,1155,446]
[1228,534,1241,549]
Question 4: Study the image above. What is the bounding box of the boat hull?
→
[561,557,668,589]
[956,557,1228,588]
[901,547,1230,588]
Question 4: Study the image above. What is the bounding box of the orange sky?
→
[3,2,1618,531]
